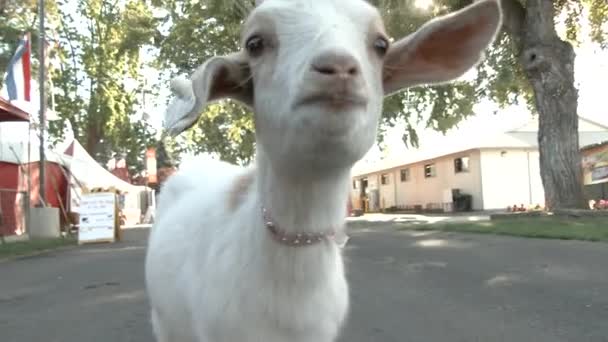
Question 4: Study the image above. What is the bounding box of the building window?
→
[352,180,358,189]
[424,164,436,178]
[454,156,470,173]
[400,168,410,182]
[381,174,390,185]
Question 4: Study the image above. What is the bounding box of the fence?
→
[0,188,27,237]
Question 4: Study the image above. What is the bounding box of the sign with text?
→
[78,192,117,244]
[582,144,608,185]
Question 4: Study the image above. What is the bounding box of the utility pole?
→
[38,0,46,206]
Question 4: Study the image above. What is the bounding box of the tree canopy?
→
[152,0,605,152]
[152,0,607,209]
[2,0,606,207]
[1,0,162,176]
[51,0,158,169]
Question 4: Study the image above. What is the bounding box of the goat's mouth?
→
[294,92,368,111]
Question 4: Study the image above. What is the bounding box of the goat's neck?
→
[255,152,350,235]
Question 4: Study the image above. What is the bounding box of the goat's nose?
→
[311,52,360,78]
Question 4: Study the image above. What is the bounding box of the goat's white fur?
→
[146,1,502,341]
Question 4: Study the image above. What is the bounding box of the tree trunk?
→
[85,84,101,158]
[86,124,100,157]
[519,0,587,209]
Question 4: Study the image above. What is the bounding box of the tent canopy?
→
[63,139,146,193]
[0,138,147,193]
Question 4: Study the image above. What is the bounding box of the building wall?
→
[352,150,485,211]
[378,171,396,209]
[350,128,607,213]
[479,149,544,210]
[393,150,483,210]
[0,161,69,236]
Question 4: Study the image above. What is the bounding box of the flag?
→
[4,34,32,102]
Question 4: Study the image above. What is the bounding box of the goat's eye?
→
[373,37,389,57]
[246,35,265,57]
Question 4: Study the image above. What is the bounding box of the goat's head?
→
[165,0,502,172]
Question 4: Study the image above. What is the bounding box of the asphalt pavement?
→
[1,224,607,342]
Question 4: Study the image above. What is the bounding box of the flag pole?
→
[26,31,33,234]
[38,0,46,206]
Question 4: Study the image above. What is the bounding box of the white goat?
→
[145,0,502,341]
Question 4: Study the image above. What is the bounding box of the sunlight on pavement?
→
[79,246,146,254]
[415,239,446,247]
[467,216,484,221]
[347,213,490,224]
[414,238,477,249]
[485,273,525,287]
[86,289,146,306]
[399,231,439,237]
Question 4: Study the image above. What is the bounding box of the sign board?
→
[582,143,608,185]
[78,192,117,245]
[591,166,608,182]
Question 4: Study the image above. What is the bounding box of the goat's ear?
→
[164,52,252,136]
[382,0,502,96]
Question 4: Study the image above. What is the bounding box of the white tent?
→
[0,136,150,225]
[61,139,150,225]
[0,137,144,191]
[62,139,144,193]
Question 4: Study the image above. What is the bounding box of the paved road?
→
[1,224,608,342]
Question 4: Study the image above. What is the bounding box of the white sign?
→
[78,192,116,244]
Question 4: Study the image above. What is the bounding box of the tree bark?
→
[85,81,101,157]
[519,0,587,209]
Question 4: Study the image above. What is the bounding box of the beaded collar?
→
[261,206,337,247]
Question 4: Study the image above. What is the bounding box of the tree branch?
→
[520,0,572,74]
[499,0,525,44]
[523,0,559,42]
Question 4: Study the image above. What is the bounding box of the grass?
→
[0,235,77,260]
[399,217,608,242]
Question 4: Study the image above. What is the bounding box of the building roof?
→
[351,115,608,177]
[509,115,608,132]
[581,140,608,151]
[0,97,29,122]
[351,131,537,177]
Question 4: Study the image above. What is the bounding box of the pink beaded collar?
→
[262,206,336,247]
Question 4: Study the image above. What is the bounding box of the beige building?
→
[350,116,608,212]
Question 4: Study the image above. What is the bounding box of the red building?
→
[0,98,69,236]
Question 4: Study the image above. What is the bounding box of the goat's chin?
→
[275,137,371,176]
[288,118,376,171]
[296,106,369,132]
[276,154,361,177]
[256,108,377,175]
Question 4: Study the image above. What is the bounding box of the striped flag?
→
[4,34,32,102]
